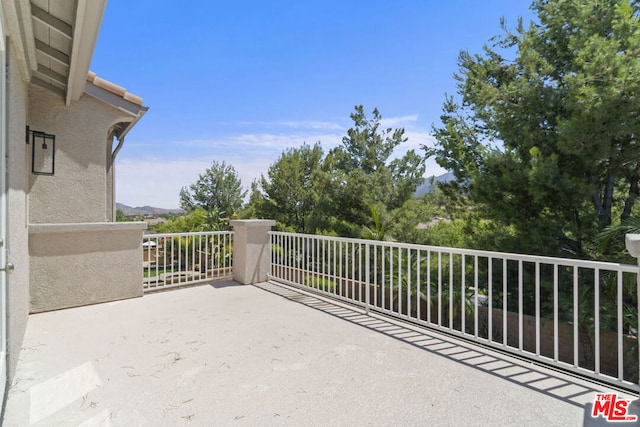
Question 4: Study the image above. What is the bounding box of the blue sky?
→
[91,1,535,209]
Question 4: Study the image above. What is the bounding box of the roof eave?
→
[1,0,37,81]
[65,0,107,105]
[83,80,148,139]
[118,106,148,141]
[84,80,147,117]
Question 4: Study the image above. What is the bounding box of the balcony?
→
[5,220,640,425]
[5,281,637,425]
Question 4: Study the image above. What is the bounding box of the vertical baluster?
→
[461,255,466,334]
[449,252,453,330]
[390,247,395,313]
[488,257,493,343]
[398,247,403,314]
[339,240,343,296]
[427,251,431,324]
[351,241,356,301]
[407,249,411,318]
[417,249,421,321]
[374,243,378,306]
[365,243,370,314]
[382,245,386,310]
[474,255,478,338]
[594,268,600,374]
[573,266,578,367]
[359,243,363,302]
[503,258,507,347]
[535,262,540,357]
[438,252,442,326]
[519,260,524,352]
[553,264,559,361]
[617,269,623,381]
[332,240,337,294]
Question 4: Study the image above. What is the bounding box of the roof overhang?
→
[84,77,148,140]
[2,0,107,105]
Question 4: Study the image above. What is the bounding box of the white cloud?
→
[274,120,344,130]
[115,132,343,208]
[235,120,344,131]
[115,158,211,209]
[402,130,436,150]
[116,154,296,209]
[381,114,419,127]
[391,131,446,177]
[116,123,446,209]
[176,132,344,151]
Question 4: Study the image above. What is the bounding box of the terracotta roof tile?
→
[86,71,144,106]
[123,92,143,106]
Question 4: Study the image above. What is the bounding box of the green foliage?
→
[597,216,640,262]
[153,208,226,233]
[428,0,640,258]
[362,205,392,241]
[304,276,336,293]
[329,106,426,230]
[419,219,471,249]
[390,187,451,244]
[248,106,425,238]
[251,143,324,233]
[179,161,246,228]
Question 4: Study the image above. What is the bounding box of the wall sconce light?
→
[26,126,55,175]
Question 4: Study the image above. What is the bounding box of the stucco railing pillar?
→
[625,234,640,386]
[229,219,275,285]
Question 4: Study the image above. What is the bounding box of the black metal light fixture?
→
[26,126,55,175]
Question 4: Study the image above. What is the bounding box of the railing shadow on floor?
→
[142,278,239,295]
[254,280,639,426]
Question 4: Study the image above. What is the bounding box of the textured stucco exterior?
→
[230,220,275,284]
[0,0,145,407]
[29,222,146,313]
[27,84,134,224]
[5,43,30,386]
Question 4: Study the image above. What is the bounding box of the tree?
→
[245,106,426,237]
[153,208,215,233]
[252,143,324,233]
[428,0,640,258]
[390,186,451,244]
[179,161,246,227]
[330,106,426,232]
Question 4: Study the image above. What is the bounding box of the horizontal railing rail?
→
[269,231,640,392]
[143,231,233,292]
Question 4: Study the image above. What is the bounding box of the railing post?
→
[229,219,276,285]
[625,233,640,387]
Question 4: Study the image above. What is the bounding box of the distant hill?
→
[116,203,183,216]
[415,172,456,198]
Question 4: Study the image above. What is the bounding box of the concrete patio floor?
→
[2,281,637,426]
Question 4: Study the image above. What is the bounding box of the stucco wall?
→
[27,85,131,224]
[6,43,30,384]
[29,222,146,313]
[230,220,275,284]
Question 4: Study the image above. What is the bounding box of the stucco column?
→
[229,219,275,285]
[625,234,640,386]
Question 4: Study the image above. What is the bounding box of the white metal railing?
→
[269,231,640,391]
[143,231,233,292]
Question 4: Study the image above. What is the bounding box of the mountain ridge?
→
[116,203,183,216]
[415,172,455,198]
